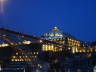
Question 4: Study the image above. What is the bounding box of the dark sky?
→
[0,0,96,42]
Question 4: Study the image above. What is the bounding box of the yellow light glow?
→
[23,40,31,45]
[0,44,9,47]
[11,59,14,61]
[72,47,75,53]
[39,40,43,43]
[42,44,59,52]
[13,56,16,58]
[16,52,18,55]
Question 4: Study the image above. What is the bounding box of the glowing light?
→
[39,40,43,43]
[0,65,2,71]
[22,40,31,45]
[93,66,96,72]
[54,27,59,30]
[0,0,7,13]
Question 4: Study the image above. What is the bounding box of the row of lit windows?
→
[68,41,80,45]
[11,55,37,62]
[0,40,32,48]
[68,38,80,43]
[72,47,94,53]
[12,56,27,59]
[68,40,80,46]
[16,52,39,55]
[52,41,64,44]
[45,33,63,37]
[54,41,64,44]
[42,44,94,53]
[11,58,31,62]
[0,44,9,47]
[68,42,80,47]
[42,44,63,52]
[42,44,62,52]
[12,56,37,59]
[42,44,55,51]
[59,41,64,44]
[52,38,80,46]
[52,38,64,41]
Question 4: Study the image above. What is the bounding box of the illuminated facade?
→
[0,27,94,63]
[42,27,94,53]
[0,27,95,72]
[0,40,39,63]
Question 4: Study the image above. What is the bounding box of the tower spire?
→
[53,26,59,30]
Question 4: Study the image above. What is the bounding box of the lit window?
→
[55,33,59,36]
[19,56,22,58]
[50,33,54,36]
[13,56,16,58]
[39,40,43,43]
[16,53,18,55]
[15,59,18,61]
[23,40,31,45]
[0,44,2,47]
[11,59,14,61]
[2,44,9,47]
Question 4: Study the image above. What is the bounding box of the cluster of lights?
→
[72,47,84,53]
[22,40,31,45]
[52,38,65,44]
[0,43,9,47]
[11,58,31,62]
[68,38,80,47]
[11,55,32,62]
[0,40,32,47]
[39,40,43,43]
[38,64,42,69]
[42,44,55,51]
[11,51,39,62]
[42,44,63,52]
[49,33,63,37]
[21,52,39,55]
[72,47,94,53]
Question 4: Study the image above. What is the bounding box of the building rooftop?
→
[42,27,75,40]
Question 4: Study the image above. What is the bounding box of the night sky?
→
[0,0,96,42]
